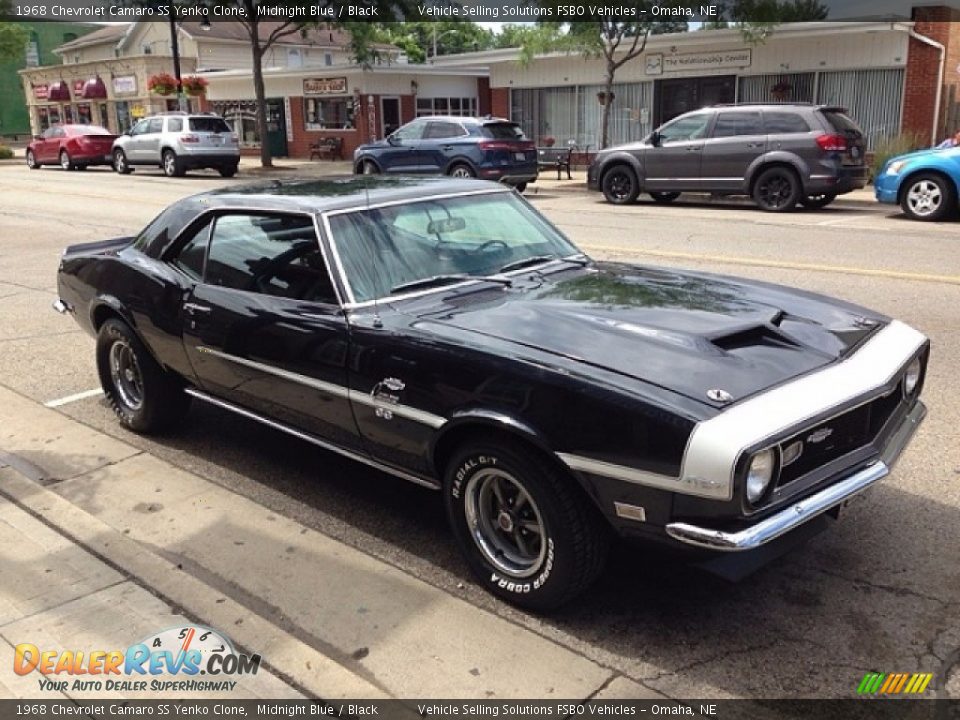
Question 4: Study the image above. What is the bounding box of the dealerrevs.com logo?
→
[857,672,934,696]
[14,625,261,693]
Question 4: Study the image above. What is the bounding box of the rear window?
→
[482,123,525,140]
[821,110,863,135]
[764,112,811,134]
[189,117,231,133]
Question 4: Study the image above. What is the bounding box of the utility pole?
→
[168,0,187,111]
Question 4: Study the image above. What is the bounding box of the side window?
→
[764,112,811,134]
[205,214,337,304]
[170,218,213,281]
[42,127,56,139]
[129,120,148,136]
[658,114,711,143]
[52,127,66,139]
[424,121,466,140]
[711,112,764,138]
[146,118,163,134]
[167,117,183,133]
[392,119,426,141]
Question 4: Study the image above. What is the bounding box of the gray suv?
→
[112,112,240,178]
[587,104,867,211]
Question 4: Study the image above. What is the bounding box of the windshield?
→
[327,192,579,303]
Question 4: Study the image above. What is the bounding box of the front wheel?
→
[514,182,527,193]
[601,165,640,205]
[114,149,131,174]
[59,150,74,171]
[799,193,837,209]
[649,191,681,204]
[26,150,39,169]
[162,149,183,178]
[752,166,800,212]
[901,173,956,221]
[448,163,476,179]
[444,440,609,611]
[360,159,380,175]
[96,319,190,433]
[219,164,238,178]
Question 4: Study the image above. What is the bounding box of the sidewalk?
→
[0,384,667,702]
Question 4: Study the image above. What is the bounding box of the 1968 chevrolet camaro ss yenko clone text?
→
[54,177,929,610]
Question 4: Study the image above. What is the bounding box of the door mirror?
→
[33,135,42,141]
[386,134,401,146]
[649,130,662,147]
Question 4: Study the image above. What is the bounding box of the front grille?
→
[776,385,903,488]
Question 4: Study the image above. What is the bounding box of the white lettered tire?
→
[444,439,609,611]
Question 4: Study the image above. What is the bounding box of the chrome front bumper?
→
[52,298,72,315]
[665,400,926,552]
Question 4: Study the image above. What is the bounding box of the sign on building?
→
[645,49,752,75]
[303,77,348,96]
[112,76,138,95]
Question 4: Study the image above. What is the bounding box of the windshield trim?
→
[320,188,582,309]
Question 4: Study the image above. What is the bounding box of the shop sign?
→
[33,83,49,100]
[645,49,752,75]
[303,77,347,96]
[131,104,147,119]
[113,75,138,95]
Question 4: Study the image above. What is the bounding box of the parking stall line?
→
[579,244,960,286]
[44,388,103,408]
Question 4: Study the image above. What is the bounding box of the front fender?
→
[598,152,645,187]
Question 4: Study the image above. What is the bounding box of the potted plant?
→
[770,81,792,101]
[542,136,556,147]
[148,72,178,96]
[181,76,208,97]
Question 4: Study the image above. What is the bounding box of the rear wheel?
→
[113,149,131,175]
[59,150,74,171]
[26,150,38,169]
[649,191,681,204]
[900,173,956,221]
[799,193,836,209]
[602,165,640,205]
[449,163,476,179]
[514,182,527,193]
[752,166,800,212]
[444,439,609,611]
[96,319,190,433]
[162,149,183,178]
[219,164,238,178]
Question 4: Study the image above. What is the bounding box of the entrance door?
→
[265,99,288,157]
[381,96,401,138]
[656,75,735,126]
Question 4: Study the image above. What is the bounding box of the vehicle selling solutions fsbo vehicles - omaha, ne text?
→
[54,177,928,609]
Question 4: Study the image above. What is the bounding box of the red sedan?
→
[26,124,117,171]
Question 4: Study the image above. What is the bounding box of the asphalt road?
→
[1,163,958,699]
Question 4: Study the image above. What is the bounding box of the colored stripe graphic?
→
[857,672,932,695]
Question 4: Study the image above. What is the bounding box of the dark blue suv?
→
[353,116,538,191]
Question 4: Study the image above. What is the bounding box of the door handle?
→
[686,146,701,152]
[183,302,211,314]
[442,145,454,151]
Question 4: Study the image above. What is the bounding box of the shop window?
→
[304,98,354,130]
[415,97,478,118]
[76,104,93,124]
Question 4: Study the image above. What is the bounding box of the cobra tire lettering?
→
[490,539,554,594]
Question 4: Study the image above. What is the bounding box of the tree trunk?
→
[251,37,272,168]
[600,69,615,150]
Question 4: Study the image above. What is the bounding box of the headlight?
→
[745,448,777,504]
[904,357,922,396]
[886,160,906,176]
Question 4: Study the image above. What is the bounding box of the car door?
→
[643,112,713,192]
[138,117,164,164]
[421,120,470,173]
[177,211,362,451]
[37,127,60,163]
[699,110,766,192]
[380,119,427,173]
[124,119,150,162]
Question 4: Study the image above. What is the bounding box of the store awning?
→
[48,81,71,101]
[82,77,108,99]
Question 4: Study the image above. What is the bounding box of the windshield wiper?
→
[390,274,513,295]
[498,254,589,274]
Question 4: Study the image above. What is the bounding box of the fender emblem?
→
[807,428,833,444]
[706,388,734,403]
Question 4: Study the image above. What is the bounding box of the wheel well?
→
[897,169,957,205]
[748,162,801,196]
[598,161,637,189]
[356,156,381,173]
[446,159,476,174]
[432,423,567,482]
[92,304,125,332]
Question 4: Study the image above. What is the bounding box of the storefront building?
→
[434,9,960,153]
[200,65,490,159]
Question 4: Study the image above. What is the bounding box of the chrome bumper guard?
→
[52,299,72,315]
[665,401,926,552]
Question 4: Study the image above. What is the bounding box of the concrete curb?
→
[0,468,392,701]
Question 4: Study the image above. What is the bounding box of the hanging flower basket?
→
[148,73,178,96]
[542,136,556,147]
[181,75,208,97]
[770,81,792,101]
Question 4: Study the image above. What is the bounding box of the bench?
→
[537,146,573,180]
[309,137,343,161]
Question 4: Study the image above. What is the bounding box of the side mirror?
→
[649,131,662,147]
[33,135,42,141]
[387,134,401,146]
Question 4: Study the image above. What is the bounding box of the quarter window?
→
[711,112,764,138]
[424,121,466,139]
[764,112,810,134]
[205,214,337,304]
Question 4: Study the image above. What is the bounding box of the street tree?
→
[375,21,496,63]
[0,22,28,64]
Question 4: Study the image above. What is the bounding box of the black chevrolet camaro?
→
[54,177,928,610]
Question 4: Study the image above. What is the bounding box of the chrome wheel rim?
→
[26,151,35,168]
[906,180,942,217]
[607,171,633,201]
[114,152,126,172]
[464,468,547,579]
[758,174,793,208]
[362,161,376,175]
[60,152,70,170]
[164,153,176,176]
[109,340,144,411]
[451,166,473,178]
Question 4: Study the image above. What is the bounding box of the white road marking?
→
[44,388,103,408]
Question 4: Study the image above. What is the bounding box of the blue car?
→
[875,145,960,221]
[353,116,538,191]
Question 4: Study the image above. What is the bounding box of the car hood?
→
[891,146,960,164]
[422,263,886,407]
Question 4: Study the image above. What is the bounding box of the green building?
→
[0,22,97,140]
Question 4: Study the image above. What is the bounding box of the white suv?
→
[112,112,240,178]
